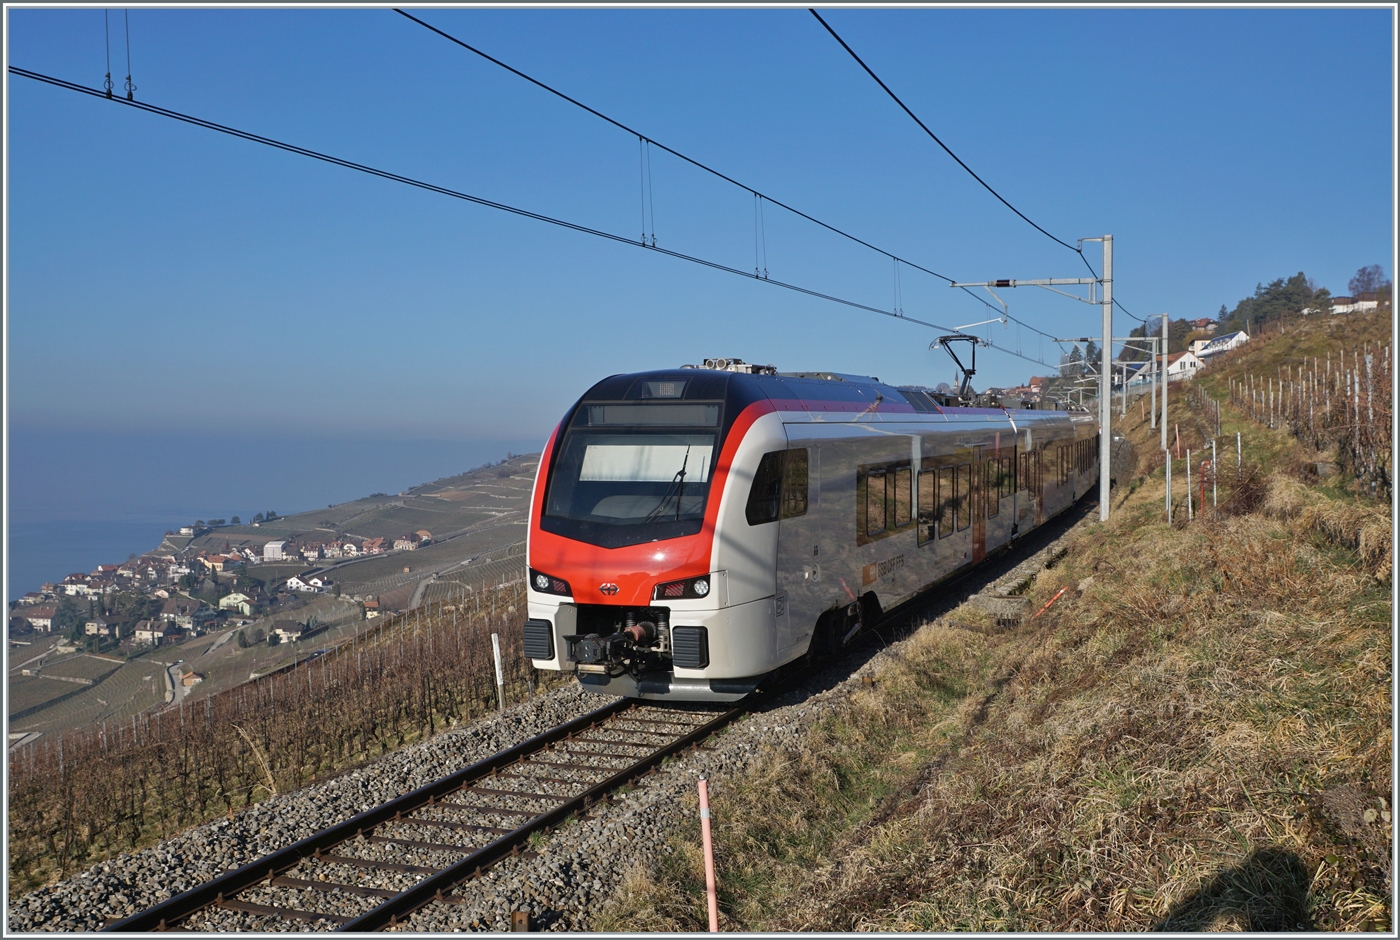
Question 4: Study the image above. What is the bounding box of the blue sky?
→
[5,6,1394,536]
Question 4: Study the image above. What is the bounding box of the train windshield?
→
[541,402,723,548]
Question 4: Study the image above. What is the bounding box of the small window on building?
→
[782,449,809,519]
[746,451,784,525]
[956,464,972,531]
[938,467,955,538]
[893,466,912,528]
[917,469,937,545]
[866,471,887,536]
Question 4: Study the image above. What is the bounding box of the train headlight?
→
[653,575,711,600]
[528,567,572,597]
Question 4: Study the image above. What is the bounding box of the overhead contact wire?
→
[10,65,1061,371]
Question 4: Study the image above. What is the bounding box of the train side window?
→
[985,460,999,517]
[866,471,887,536]
[745,451,784,525]
[956,464,972,531]
[893,466,912,528]
[917,469,937,544]
[781,448,808,519]
[938,467,955,538]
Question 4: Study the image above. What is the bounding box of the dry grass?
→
[594,371,1392,932]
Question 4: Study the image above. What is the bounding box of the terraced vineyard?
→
[12,662,166,733]
[39,655,124,682]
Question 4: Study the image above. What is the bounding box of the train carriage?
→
[524,361,1098,702]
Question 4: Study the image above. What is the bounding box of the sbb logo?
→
[599,583,619,596]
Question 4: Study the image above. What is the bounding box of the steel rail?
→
[103,696,740,933]
[337,704,741,931]
[101,698,632,932]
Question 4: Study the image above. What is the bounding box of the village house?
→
[182,671,205,688]
[91,563,122,578]
[363,597,381,619]
[361,537,386,555]
[15,591,48,607]
[1330,293,1381,315]
[323,540,344,559]
[285,575,319,593]
[133,620,173,645]
[160,597,203,627]
[218,592,254,616]
[19,604,57,632]
[84,615,121,638]
[272,620,305,643]
[300,542,324,563]
[414,530,433,546]
[1194,330,1249,361]
[394,534,423,551]
[262,540,288,562]
[341,541,360,557]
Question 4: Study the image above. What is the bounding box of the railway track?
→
[104,699,739,932]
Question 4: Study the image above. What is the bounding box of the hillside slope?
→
[597,311,1392,932]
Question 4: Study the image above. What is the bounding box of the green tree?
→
[236,629,248,649]
[252,513,264,523]
[54,596,84,638]
[231,516,241,525]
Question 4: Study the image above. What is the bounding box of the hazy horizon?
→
[5,427,544,601]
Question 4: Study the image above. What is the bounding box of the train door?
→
[769,442,818,656]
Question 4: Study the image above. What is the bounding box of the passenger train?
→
[524,359,1099,702]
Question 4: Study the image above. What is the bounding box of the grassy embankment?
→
[597,312,1392,932]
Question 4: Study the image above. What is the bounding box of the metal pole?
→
[1165,449,1172,524]
[1186,449,1192,521]
[491,632,505,711]
[1150,337,1157,428]
[1236,431,1241,477]
[1099,235,1112,521]
[1211,438,1217,511]
[1160,315,1169,452]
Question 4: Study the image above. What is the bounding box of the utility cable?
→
[812,9,1151,330]
[392,8,1021,327]
[809,8,1076,253]
[10,65,1064,373]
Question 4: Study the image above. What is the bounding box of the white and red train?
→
[524,360,1099,702]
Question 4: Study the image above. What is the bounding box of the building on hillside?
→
[273,620,305,643]
[262,540,288,562]
[414,530,433,545]
[361,537,387,555]
[341,541,360,557]
[307,576,334,592]
[1195,330,1249,360]
[1331,293,1381,315]
[84,615,121,638]
[182,672,205,687]
[219,592,254,616]
[19,604,57,632]
[133,620,171,645]
[1189,318,1217,332]
[160,597,204,627]
[285,575,320,593]
[1162,350,1204,381]
[394,534,423,551]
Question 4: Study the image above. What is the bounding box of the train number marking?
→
[862,555,905,586]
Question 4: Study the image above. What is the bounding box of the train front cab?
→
[523,372,793,702]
